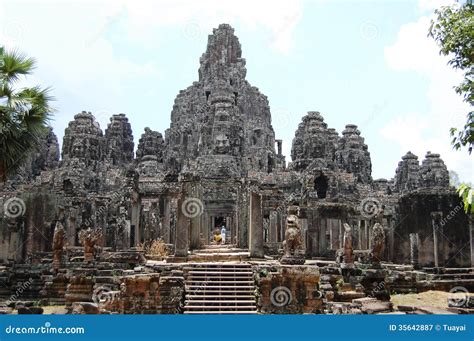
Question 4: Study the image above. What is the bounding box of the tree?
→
[429,3,474,214]
[0,46,54,182]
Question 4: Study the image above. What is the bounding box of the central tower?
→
[164,24,285,178]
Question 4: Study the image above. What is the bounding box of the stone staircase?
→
[183,263,257,314]
[187,244,250,262]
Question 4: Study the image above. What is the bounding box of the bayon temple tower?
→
[0,24,471,315]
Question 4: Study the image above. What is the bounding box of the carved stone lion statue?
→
[283,206,301,257]
[342,223,354,265]
[370,223,385,266]
[78,228,103,263]
[281,206,304,265]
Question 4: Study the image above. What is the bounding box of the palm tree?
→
[0,46,54,182]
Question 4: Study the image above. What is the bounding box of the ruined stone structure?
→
[0,23,470,267]
[52,222,65,270]
[0,24,472,315]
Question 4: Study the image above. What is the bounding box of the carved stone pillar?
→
[269,210,278,243]
[174,196,189,258]
[162,197,171,244]
[409,232,420,269]
[431,211,443,267]
[387,216,394,262]
[300,218,308,255]
[249,192,264,258]
[189,184,202,250]
[319,218,327,254]
[203,213,209,245]
[131,192,140,246]
[306,211,318,257]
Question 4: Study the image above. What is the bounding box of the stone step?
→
[188,275,252,279]
[184,310,257,314]
[186,295,255,299]
[187,279,253,284]
[186,300,256,304]
[185,277,254,286]
[186,288,254,293]
[441,268,474,274]
[186,282,254,287]
[186,272,252,277]
[187,270,253,275]
[184,263,252,268]
[190,247,246,251]
[185,288,254,293]
[186,271,251,275]
[183,262,257,314]
[193,248,247,253]
[187,254,250,262]
[428,274,474,280]
[185,305,256,310]
[422,267,474,274]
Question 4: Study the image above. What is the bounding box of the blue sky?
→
[1,0,472,182]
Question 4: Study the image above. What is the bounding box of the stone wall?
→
[107,273,184,314]
[395,190,469,267]
[255,265,323,313]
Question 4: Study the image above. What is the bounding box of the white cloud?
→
[113,0,303,54]
[0,0,161,132]
[419,0,457,12]
[0,0,303,129]
[382,10,473,182]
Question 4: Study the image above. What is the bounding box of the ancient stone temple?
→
[0,24,472,315]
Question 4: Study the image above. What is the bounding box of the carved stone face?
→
[293,140,303,158]
[71,140,85,158]
[307,119,322,134]
[213,133,230,154]
[138,159,159,177]
[308,138,325,158]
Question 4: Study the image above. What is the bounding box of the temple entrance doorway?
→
[214,216,226,230]
[212,216,227,244]
[202,212,236,247]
